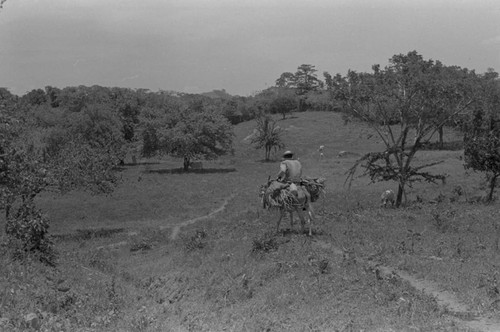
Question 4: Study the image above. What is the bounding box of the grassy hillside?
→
[2,111,499,331]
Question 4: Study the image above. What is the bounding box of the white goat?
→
[380,189,395,207]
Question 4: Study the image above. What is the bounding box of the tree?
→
[463,70,500,202]
[275,64,323,112]
[338,51,475,206]
[1,99,124,264]
[22,89,47,106]
[250,115,285,161]
[141,103,234,171]
[294,64,323,95]
[275,72,296,88]
[269,89,296,119]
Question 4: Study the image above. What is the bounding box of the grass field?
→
[2,111,500,331]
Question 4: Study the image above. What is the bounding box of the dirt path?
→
[313,239,500,332]
[164,193,236,240]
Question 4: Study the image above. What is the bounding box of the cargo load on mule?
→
[300,177,326,202]
[259,176,326,209]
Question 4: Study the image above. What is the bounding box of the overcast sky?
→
[1,0,499,96]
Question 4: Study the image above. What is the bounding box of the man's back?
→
[280,159,302,182]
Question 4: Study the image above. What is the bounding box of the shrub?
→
[5,203,57,266]
[183,230,207,252]
[251,232,279,253]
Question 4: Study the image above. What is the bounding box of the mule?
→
[260,180,314,236]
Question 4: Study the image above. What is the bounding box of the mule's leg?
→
[277,209,289,234]
[307,205,314,236]
[276,210,284,234]
[295,208,307,234]
[303,188,314,236]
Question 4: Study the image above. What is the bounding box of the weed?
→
[477,271,500,300]
[342,246,356,266]
[435,193,447,203]
[252,232,279,253]
[130,314,150,332]
[431,208,456,233]
[130,240,152,252]
[318,258,330,274]
[183,229,208,252]
[399,229,423,255]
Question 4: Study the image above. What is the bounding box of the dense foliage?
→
[141,100,234,170]
[463,70,500,201]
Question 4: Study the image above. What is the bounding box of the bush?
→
[5,203,57,266]
[252,232,279,253]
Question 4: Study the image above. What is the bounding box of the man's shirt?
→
[279,159,302,182]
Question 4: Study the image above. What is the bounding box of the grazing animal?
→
[260,180,314,236]
[190,161,203,170]
[319,146,325,159]
[380,189,395,207]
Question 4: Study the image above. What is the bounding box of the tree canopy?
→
[337,51,477,206]
[141,102,234,170]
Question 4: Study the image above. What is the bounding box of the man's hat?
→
[283,150,294,158]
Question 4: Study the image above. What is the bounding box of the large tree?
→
[141,102,234,171]
[275,64,323,112]
[338,51,476,206]
[294,64,323,95]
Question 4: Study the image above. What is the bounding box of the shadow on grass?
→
[256,159,279,163]
[419,140,463,151]
[280,228,325,237]
[113,161,161,171]
[145,167,237,174]
[53,227,125,241]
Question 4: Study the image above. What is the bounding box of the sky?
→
[1,0,499,96]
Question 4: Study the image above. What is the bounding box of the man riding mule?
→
[259,150,325,236]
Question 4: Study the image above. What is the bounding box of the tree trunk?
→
[183,156,190,171]
[396,181,405,207]
[487,173,498,202]
[438,126,444,149]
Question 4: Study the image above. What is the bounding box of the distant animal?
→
[190,161,203,170]
[380,189,395,207]
[260,179,314,236]
[319,145,325,159]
